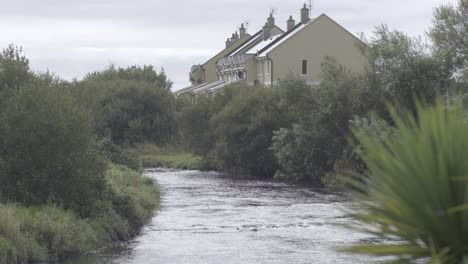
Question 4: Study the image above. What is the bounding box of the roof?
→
[244,34,283,54]
[174,82,208,96]
[257,21,308,57]
[208,78,243,92]
[257,14,366,58]
[192,80,225,93]
[225,30,263,57]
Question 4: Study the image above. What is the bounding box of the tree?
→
[96,81,177,145]
[0,84,107,215]
[0,44,33,94]
[272,60,371,183]
[211,86,287,178]
[84,64,173,90]
[429,0,468,84]
[365,26,446,111]
[177,94,216,155]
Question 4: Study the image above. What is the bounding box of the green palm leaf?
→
[345,98,468,263]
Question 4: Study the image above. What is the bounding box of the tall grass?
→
[0,164,160,264]
[133,142,203,170]
[346,99,468,263]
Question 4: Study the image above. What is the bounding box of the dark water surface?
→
[67,169,387,264]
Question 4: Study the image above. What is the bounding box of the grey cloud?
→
[0,0,459,89]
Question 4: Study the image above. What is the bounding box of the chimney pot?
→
[301,3,310,24]
[287,15,296,31]
[240,23,246,38]
[263,13,275,41]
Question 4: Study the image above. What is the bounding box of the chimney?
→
[225,38,231,48]
[231,32,239,43]
[263,23,270,40]
[301,3,310,24]
[263,13,275,40]
[287,16,295,31]
[239,23,246,38]
[267,12,275,27]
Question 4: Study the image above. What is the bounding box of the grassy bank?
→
[0,164,159,264]
[133,143,203,170]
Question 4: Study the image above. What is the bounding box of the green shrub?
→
[0,204,47,263]
[87,200,130,244]
[0,164,160,264]
[99,138,142,171]
[92,80,177,145]
[211,86,287,178]
[16,205,97,260]
[106,165,160,233]
[345,99,468,263]
[0,84,107,215]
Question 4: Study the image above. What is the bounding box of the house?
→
[176,4,367,95]
[174,25,251,96]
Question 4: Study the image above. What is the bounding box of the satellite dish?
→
[237,71,244,80]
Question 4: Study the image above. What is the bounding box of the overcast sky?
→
[0,0,458,90]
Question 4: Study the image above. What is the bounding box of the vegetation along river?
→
[67,168,389,264]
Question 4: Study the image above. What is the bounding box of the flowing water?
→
[67,169,388,264]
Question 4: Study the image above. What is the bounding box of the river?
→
[67,168,388,264]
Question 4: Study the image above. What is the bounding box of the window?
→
[301,60,308,76]
[257,62,262,76]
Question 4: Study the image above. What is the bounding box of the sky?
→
[0,0,458,90]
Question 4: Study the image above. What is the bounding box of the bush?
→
[0,204,98,263]
[99,138,142,171]
[345,99,468,263]
[95,81,176,145]
[106,165,160,233]
[0,84,107,215]
[15,205,97,260]
[211,86,287,178]
[0,204,46,263]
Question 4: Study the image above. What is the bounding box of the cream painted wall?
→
[245,59,257,85]
[267,15,367,84]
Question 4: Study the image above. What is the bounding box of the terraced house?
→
[176,4,367,96]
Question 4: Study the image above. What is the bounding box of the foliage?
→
[177,94,216,156]
[346,99,468,263]
[99,138,142,171]
[211,85,287,177]
[272,59,373,183]
[79,79,177,145]
[0,44,33,95]
[321,115,396,190]
[0,204,46,263]
[0,84,107,215]
[105,165,160,232]
[0,165,160,264]
[429,0,468,84]
[365,25,446,112]
[84,64,173,90]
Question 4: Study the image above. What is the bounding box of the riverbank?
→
[0,165,160,264]
[132,143,204,170]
